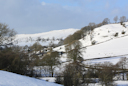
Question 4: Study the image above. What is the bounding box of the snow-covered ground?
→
[14,28,78,46]
[1,70,127,86]
[0,70,62,86]
[40,78,128,86]
[89,81,128,86]
[115,81,128,86]
[40,77,56,82]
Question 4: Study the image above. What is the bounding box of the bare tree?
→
[102,18,110,25]
[0,23,16,45]
[88,22,96,41]
[120,16,127,23]
[114,16,118,23]
[98,62,115,86]
[63,62,84,86]
[41,51,60,77]
[65,40,84,62]
[116,57,128,80]
[30,42,42,53]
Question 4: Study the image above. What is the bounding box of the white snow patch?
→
[0,70,62,86]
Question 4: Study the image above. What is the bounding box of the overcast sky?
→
[0,0,128,34]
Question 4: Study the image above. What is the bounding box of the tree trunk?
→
[51,66,54,77]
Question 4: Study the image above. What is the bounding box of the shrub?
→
[55,76,63,84]
[122,23,126,28]
[120,22,123,25]
[114,33,118,37]
[122,31,125,34]
[92,40,96,45]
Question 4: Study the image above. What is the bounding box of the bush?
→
[114,33,118,37]
[63,62,84,86]
[120,22,126,28]
[92,40,96,45]
[122,31,125,34]
[55,76,63,84]
[122,24,126,28]
[120,22,123,25]
[0,47,28,75]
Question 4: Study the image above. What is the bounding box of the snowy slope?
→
[0,70,62,86]
[14,28,78,46]
[83,36,128,59]
[80,22,128,46]
[54,22,128,63]
[81,22,128,60]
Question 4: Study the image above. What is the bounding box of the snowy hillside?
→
[80,22,128,46]
[82,22,128,60]
[0,70,62,86]
[14,28,78,46]
[54,22,128,62]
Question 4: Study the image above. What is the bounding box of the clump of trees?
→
[30,42,42,53]
[65,40,83,62]
[63,62,84,86]
[102,18,110,25]
[0,45,29,75]
[120,16,127,24]
[63,40,85,86]
[64,30,83,44]
[41,51,60,77]
[97,62,116,86]
[116,57,128,80]
[0,23,16,45]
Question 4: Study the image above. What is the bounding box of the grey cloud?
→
[0,0,127,34]
[0,0,89,34]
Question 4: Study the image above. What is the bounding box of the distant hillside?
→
[13,28,78,46]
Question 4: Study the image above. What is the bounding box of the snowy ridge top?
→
[14,28,78,46]
[16,28,79,39]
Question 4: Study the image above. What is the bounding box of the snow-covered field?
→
[83,36,128,60]
[0,70,62,86]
